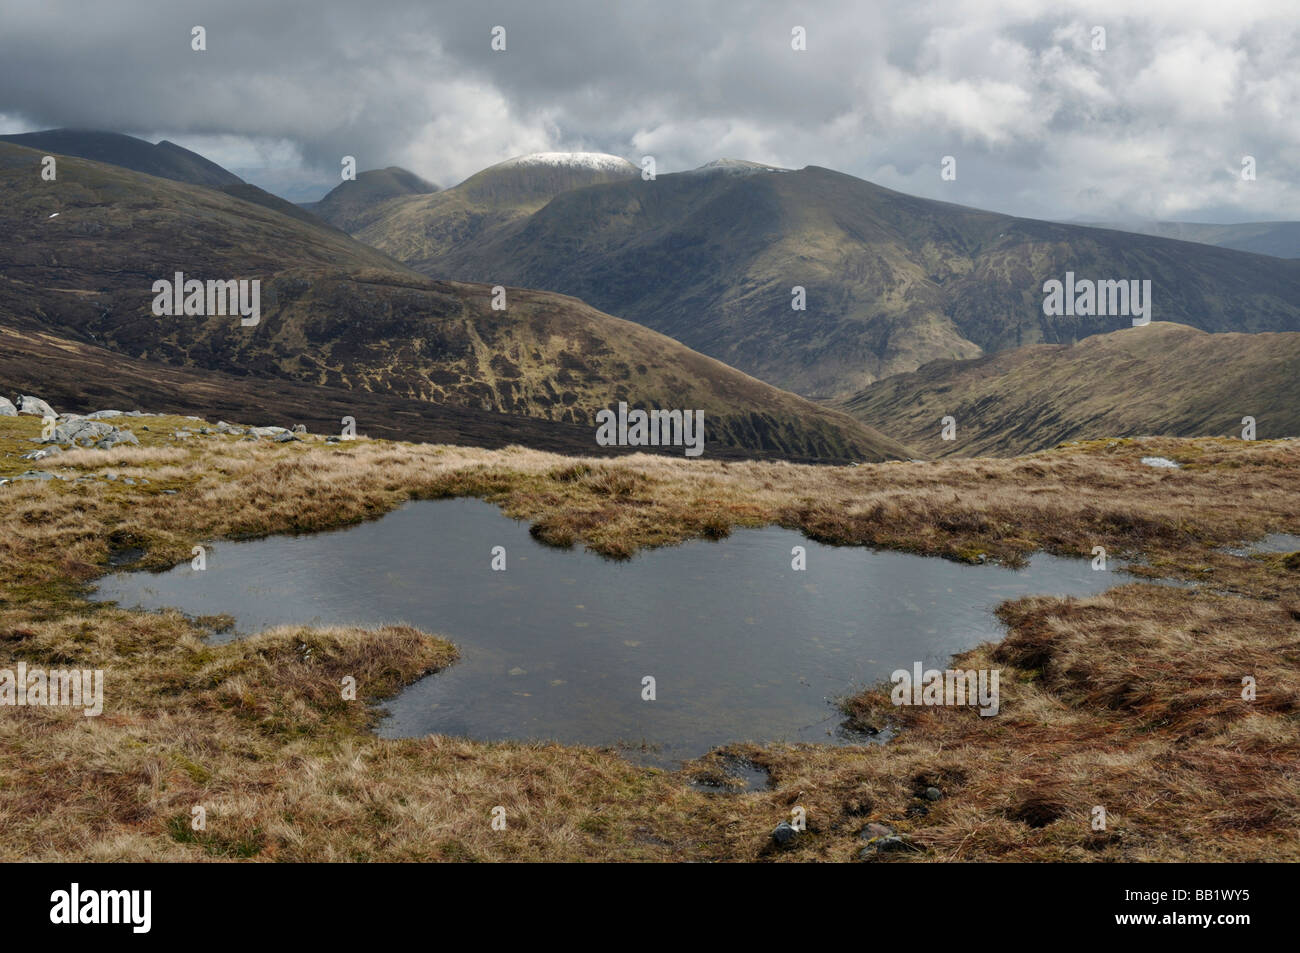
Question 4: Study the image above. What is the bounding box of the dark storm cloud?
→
[0,0,1296,220]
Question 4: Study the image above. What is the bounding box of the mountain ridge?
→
[354,160,1300,399]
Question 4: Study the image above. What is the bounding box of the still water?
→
[93,499,1123,763]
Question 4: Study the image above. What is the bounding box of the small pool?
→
[93,499,1125,764]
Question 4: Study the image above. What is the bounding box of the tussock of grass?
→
[1,416,1298,860]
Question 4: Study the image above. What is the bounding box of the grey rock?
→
[21,446,61,461]
[14,470,56,481]
[248,425,289,438]
[85,410,124,419]
[16,395,56,417]
[273,431,299,443]
[924,786,944,801]
[771,821,798,847]
[97,429,139,449]
[43,419,116,446]
[0,396,17,417]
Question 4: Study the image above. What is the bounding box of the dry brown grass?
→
[1,414,1298,861]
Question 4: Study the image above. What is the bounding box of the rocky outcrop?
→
[38,417,140,449]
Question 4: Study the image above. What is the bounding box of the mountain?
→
[305,166,440,233]
[355,161,1300,399]
[1073,220,1300,259]
[353,152,639,271]
[0,128,244,188]
[836,322,1300,457]
[0,142,906,463]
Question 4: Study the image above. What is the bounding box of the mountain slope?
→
[837,322,1300,457]
[354,152,639,271]
[306,166,440,233]
[358,162,1300,399]
[0,128,244,188]
[0,324,786,459]
[0,142,906,463]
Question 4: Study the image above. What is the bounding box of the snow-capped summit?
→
[689,158,790,176]
[495,152,637,174]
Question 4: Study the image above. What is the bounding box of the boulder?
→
[16,395,56,417]
[97,429,139,449]
[248,425,289,438]
[85,410,125,419]
[42,418,116,446]
[0,396,16,417]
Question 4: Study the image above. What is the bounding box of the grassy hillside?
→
[359,163,1300,399]
[838,322,1300,457]
[0,143,904,462]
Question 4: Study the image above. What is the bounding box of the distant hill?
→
[837,322,1300,457]
[353,152,639,272]
[0,128,244,188]
[355,161,1300,399]
[305,166,440,233]
[0,142,906,463]
[1075,220,1300,259]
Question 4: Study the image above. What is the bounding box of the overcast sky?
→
[1,0,1297,221]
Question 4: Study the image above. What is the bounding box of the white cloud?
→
[0,0,1296,221]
